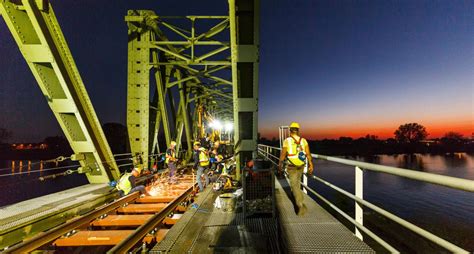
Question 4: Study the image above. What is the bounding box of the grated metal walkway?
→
[152,176,374,253]
[151,186,279,253]
[276,178,374,253]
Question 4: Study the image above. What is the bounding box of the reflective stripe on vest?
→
[199,150,210,167]
[117,173,132,195]
[286,137,306,167]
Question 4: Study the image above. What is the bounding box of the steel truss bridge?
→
[1,0,473,253]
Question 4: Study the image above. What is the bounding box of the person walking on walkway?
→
[278,122,313,216]
[193,141,210,192]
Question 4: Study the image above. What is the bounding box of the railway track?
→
[4,172,197,254]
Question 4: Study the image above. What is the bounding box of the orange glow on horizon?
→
[260,120,473,140]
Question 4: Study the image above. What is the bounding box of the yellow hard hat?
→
[289,122,300,129]
[170,141,177,146]
[193,141,201,146]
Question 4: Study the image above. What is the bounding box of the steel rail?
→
[107,184,196,253]
[4,192,140,253]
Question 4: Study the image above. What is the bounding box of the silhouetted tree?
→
[0,128,12,143]
[338,137,353,144]
[442,132,464,141]
[440,132,465,150]
[394,123,428,143]
[365,134,378,140]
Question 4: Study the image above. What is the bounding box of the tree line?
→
[1,122,473,157]
[259,123,474,156]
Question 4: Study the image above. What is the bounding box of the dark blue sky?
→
[0,0,472,141]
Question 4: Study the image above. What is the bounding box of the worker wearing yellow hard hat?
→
[193,141,210,192]
[289,122,300,129]
[278,122,314,216]
[166,141,178,184]
[116,167,148,197]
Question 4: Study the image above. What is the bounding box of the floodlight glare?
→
[213,120,223,130]
[225,122,233,132]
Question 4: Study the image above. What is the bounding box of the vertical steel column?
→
[355,166,364,240]
[127,14,152,170]
[229,0,260,180]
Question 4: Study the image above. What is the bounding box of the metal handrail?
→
[257,144,471,253]
[258,144,474,192]
[258,148,399,253]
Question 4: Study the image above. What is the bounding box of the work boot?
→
[297,204,307,216]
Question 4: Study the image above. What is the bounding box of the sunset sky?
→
[0,0,472,141]
[259,1,473,139]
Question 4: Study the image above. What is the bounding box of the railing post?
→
[302,161,308,194]
[355,166,363,240]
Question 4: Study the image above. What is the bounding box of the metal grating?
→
[243,165,276,217]
[151,187,280,253]
[275,178,374,253]
[153,177,374,253]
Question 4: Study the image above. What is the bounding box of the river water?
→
[1,153,473,251]
[310,153,474,252]
[0,160,88,207]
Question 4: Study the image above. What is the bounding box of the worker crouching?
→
[116,168,148,197]
[278,122,314,216]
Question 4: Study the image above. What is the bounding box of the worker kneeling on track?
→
[278,122,314,216]
[116,168,148,197]
[193,141,210,192]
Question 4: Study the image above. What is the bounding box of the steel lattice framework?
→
[0,0,120,183]
[125,0,259,177]
[1,0,259,181]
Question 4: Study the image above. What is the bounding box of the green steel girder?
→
[229,0,260,180]
[125,11,237,165]
[0,0,120,183]
[127,15,153,169]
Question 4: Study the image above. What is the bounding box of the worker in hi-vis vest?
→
[116,168,147,197]
[166,141,178,184]
[193,141,210,192]
[278,122,314,216]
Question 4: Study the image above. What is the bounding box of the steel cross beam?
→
[0,0,120,183]
[125,10,236,166]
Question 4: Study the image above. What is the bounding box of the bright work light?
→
[225,122,233,132]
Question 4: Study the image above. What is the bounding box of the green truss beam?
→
[0,0,120,183]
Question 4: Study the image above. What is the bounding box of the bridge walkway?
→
[151,177,373,253]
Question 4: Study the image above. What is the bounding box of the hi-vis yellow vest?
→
[285,136,307,167]
[165,149,176,164]
[117,173,132,195]
[199,149,210,167]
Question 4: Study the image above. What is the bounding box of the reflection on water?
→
[0,160,88,207]
[312,153,474,252]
